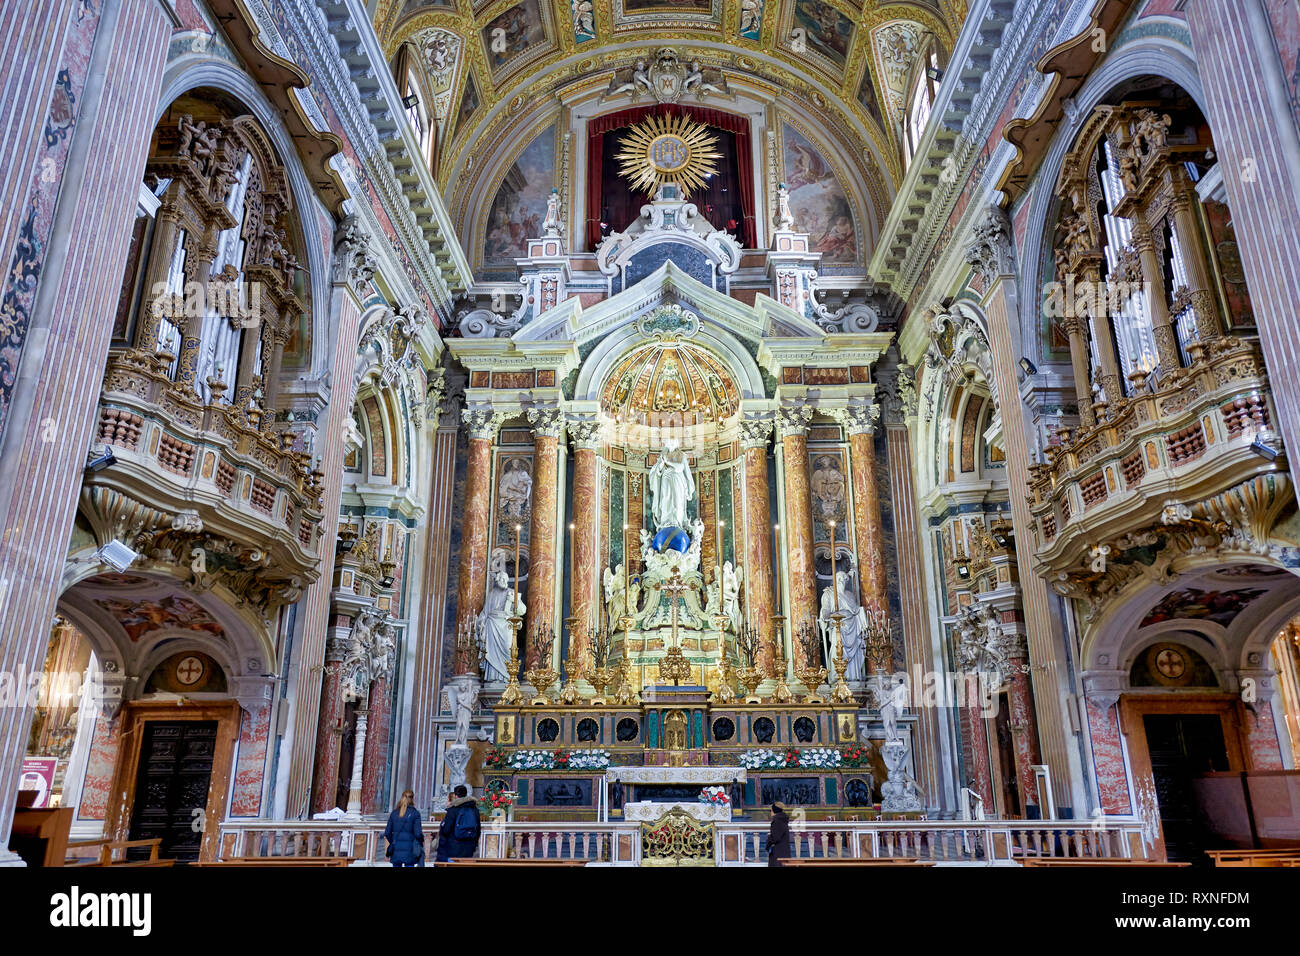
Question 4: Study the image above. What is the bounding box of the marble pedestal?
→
[624,800,732,823]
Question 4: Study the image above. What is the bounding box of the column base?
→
[0,846,28,867]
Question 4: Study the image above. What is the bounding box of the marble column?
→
[1186,0,1300,454]
[740,418,776,673]
[980,269,1078,811]
[0,0,171,862]
[1005,635,1044,812]
[840,404,887,622]
[1060,315,1096,427]
[963,700,995,810]
[777,404,818,661]
[310,634,348,815]
[360,672,390,814]
[345,709,368,816]
[1082,263,1125,406]
[568,419,602,670]
[1169,176,1226,340]
[525,407,564,668]
[454,406,502,673]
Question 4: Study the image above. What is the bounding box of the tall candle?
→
[829,520,839,613]
[513,524,522,614]
[773,523,782,613]
[622,524,630,620]
[569,521,576,585]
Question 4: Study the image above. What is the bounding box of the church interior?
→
[3,0,1300,875]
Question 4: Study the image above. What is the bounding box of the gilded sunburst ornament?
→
[614,113,721,198]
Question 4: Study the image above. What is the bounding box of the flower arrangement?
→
[484,746,510,769]
[698,786,730,806]
[739,748,846,770]
[480,779,516,814]
[840,745,872,768]
[499,749,611,771]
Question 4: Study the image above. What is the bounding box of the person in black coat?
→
[384,789,424,867]
[767,803,791,867]
[436,785,482,862]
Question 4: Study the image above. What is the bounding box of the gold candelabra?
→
[864,601,892,673]
[612,615,639,704]
[769,614,793,703]
[524,624,559,705]
[558,615,583,705]
[828,614,855,704]
[794,620,827,704]
[498,616,525,705]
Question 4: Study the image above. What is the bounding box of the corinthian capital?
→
[567,418,602,449]
[739,416,774,449]
[462,405,506,441]
[833,402,881,436]
[775,403,815,438]
[527,405,565,438]
[963,204,1015,286]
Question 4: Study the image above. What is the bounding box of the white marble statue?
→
[877,673,910,742]
[818,570,868,681]
[647,438,695,530]
[477,568,524,682]
[604,563,627,624]
[447,675,480,747]
[721,561,743,632]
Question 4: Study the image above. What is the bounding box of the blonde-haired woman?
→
[384,789,425,867]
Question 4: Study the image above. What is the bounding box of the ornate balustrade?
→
[216,817,1148,866]
[1027,337,1287,581]
[85,348,324,609]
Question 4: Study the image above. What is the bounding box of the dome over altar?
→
[600,338,740,430]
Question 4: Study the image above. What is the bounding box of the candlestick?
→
[568,521,576,582]
[716,518,725,573]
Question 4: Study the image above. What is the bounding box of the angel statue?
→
[818,569,868,681]
[604,563,627,625]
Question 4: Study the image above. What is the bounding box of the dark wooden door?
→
[127,721,217,861]
[1142,713,1230,862]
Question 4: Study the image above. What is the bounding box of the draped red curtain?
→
[584,104,756,250]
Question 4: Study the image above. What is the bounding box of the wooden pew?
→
[1207,849,1300,867]
[191,856,355,867]
[782,858,935,867]
[439,858,589,867]
[1019,858,1190,867]
[10,807,73,866]
[66,838,174,867]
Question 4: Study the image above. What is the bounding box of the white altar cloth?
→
[623,800,732,822]
[606,766,746,785]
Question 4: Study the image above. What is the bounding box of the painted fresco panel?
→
[781,125,858,263]
[484,125,556,265]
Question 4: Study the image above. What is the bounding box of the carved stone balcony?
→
[1027,337,1292,607]
[83,349,325,619]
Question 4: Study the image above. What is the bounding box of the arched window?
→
[903,42,941,167]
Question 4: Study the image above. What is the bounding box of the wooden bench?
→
[66,838,175,867]
[1208,849,1300,867]
[191,856,355,867]
[1020,858,1189,867]
[782,858,935,867]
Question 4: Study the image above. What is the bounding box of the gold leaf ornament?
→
[614,113,722,198]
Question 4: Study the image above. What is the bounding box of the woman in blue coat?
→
[384,789,425,867]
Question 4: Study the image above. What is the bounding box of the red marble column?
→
[454,407,501,673]
[1006,634,1043,813]
[740,419,775,672]
[310,639,347,815]
[963,703,995,810]
[526,409,564,668]
[778,407,818,663]
[568,420,602,669]
[361,673,390,814]
[843,405,886,612]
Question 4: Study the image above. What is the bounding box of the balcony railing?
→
[1028,336,1284,575]
[89,348,324,584]
[216,817,1150,866]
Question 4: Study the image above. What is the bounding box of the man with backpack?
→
[435,785,481,862]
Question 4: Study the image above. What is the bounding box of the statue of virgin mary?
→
[647,438,695,531]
